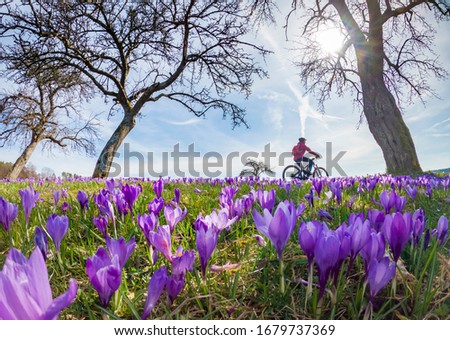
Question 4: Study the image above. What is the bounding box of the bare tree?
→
[284,0,449,174]
[1,0,270,178]
[239,158,275,177]
[0,65,98,179]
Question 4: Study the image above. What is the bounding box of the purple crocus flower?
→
[142,266,168,320]
[367,209,385,232]
[0,196,18,233]
[77,190,89,213]
[106,236,136,270]
[164,205,187,233]
[252,201,297,261]
[61,188,68,199]
[333,223,351,285]
[296,203,306,218]
[304,189,314,207]
[405,185,417,201]
[329,182,342,205]
[105,178,116,194]
[242,194,255,214]
[92,215,108,237]
[256,189,276,213]
[112,190,129,216]
[34,226,49,260]
[153,179,164,198]
[86,247,122,307]
[360,231,386,270]
[121,184,141,212]
[0,248,77,319]
[394,195,406,213]
[94,192,115,224]
[432,216,448,246]
[229,198,245,220]
[254,234,267,247]
[201,208,238,232]
[411,209,425,246]
[167,275,185,305]
[19,186,40,226]
[61,202,71,214]
[137,213,158,244]
[219,186,238,207]
[348,212,365,225]
[194,218,220,278]
[298,221,324,266]
[367,257,396,302]
[318,208,333,220]
[426,184,433,198]
[347,217,371,268]
[171,246,195,277]
[173,188,181,205]
[148,197,165,215]
[46,214,69,252]
[53,190,61,206]
[149,225,173,262]
[167,247,195,303]
[379,190,397,214]
[312,178,323,196]
[382,212,412,262]
[314,229,340,299]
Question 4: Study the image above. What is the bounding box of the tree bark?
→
[359,75,422,175]
[92,113,136,178]
[7,139,40,179]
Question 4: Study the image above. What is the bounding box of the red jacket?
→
[292,142,312,160]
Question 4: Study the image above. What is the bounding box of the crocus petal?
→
[142,267,168,320]
[42,279,78,320]
[0,248,76,320]
[46,214,69,252]
[149,225,173,262]
[368,257,396,300]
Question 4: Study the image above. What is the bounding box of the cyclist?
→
[292,137,321,176]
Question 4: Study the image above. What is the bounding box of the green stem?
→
[363,301,373,320]
[279,259,285,295]
[56,251,65,275]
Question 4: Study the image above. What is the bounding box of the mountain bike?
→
[282,156,328,181]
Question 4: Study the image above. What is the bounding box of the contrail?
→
[287,80,309,137]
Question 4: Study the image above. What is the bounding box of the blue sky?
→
[2,4,449,179]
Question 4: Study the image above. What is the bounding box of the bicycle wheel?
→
[282,165,302,181]
[313,167,329,178]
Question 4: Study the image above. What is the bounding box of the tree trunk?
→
[359,76,422,175]
[331,1,423,175]
[7,139,39,179]
[92,113,136,178]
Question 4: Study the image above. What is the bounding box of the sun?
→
[315,26,345,55]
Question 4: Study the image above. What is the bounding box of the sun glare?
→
[315,27,345,55]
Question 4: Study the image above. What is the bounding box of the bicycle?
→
[282,156,328,181]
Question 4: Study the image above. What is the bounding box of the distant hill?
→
[432,168,450,173]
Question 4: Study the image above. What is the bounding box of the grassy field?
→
[0,174,449,320]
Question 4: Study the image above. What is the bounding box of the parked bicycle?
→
[282,156,328,181]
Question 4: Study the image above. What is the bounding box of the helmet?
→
[298,137,306,142]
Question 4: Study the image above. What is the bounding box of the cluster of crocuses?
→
[296,190,449,307]
[0,173,448,320]
[0,186,40,233]
[86,179,199,318]
[250,185,448,310]
[0,186,80,319]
